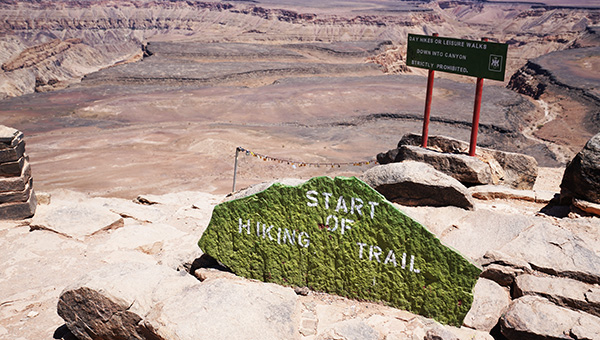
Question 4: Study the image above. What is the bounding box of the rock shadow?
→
[188,253,232,275]
[538,197,571,218]
[53,324,78,340]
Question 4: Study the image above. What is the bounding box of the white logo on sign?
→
[489,54,502,72]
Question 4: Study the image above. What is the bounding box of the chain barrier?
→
[232,146,378,192]
[236,146,377,168]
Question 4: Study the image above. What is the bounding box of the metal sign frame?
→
[406,34,508,156]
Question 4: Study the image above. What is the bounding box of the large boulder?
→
[199,176,481,326]
[378,134,538,190]
[560,132,600,204]
[360,161,475,210]
[396,145,494,186]
[58,262,299,340]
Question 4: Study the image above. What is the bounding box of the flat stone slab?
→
[399,206,536,265]
[0,177,32,204]
[498,221,600,285]
[0,155,27,178]
[573,198,600,217]
[30,198,123,239]
[0,125,22,145]
[0,189,36,220]
[0,159,30,193]
[0,139,25,163]
[199,176,481,326]
[514,274,600,318]
[501,295,600,340]
[469,185,537,202]
[318,319,378,340]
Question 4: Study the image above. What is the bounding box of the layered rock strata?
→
[0,125,36,219]
[479,222,600,340]
[377,134,538,190]
[507,46,600,151]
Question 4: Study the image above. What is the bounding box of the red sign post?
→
[470,77,484,155]
[421,33,438,149]
[469,37,488,156]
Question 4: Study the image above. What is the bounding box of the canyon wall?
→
[0,0,598,98]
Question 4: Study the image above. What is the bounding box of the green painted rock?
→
[198,176,481,326]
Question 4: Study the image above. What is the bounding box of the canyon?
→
[0,0,598,197]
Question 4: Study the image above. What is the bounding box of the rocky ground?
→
[1,164,599,340]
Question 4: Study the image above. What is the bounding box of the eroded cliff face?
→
[0,31,141,98]
[0,0,598,99]
[507,45,600,156]
[507,62,548,100]
[0,0,440,98]
[0,37,141,96]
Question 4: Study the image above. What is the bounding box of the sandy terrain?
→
[0,72,546,198]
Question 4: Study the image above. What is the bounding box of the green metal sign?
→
[406,34,508,81]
